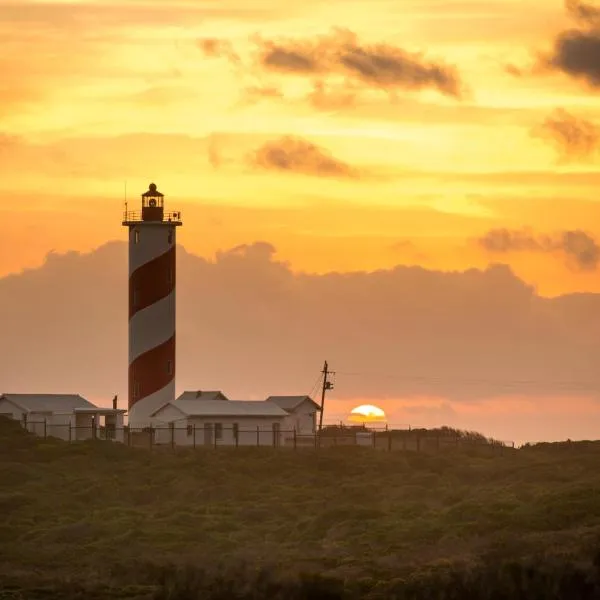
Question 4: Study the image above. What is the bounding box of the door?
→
[272,422,281,447]
[204,423,213,446]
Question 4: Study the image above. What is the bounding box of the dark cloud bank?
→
[478,228,600,271]
[1,242,600,407]
[199,28,465,101]
[544,0,600,88]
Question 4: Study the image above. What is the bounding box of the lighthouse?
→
[122,183,182,427]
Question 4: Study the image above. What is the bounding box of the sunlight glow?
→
[349,404,387,422]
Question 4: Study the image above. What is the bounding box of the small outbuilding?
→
[150,397,289,447]
[266,395,321,436]
[0,393,126,442]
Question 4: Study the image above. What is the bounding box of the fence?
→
[21,420,515,454]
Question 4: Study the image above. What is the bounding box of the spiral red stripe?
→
[128,334,175,404]
[129,246,175,319]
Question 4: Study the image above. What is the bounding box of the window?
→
[215,423,223,440]
[134,230,140,244]
[167,360,173,375]
[187,424,194,437]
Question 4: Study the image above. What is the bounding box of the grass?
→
[3,417,600,598]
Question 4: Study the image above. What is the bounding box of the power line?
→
[306,371,324,399]
[334,371,600,392]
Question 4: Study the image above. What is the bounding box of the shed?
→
[266,395,321,435]
[150,399,288,447]
[0,393,126,442]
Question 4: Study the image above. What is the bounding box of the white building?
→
[0,394,126,442]
[267,396,321,435]
[150,397,289,447]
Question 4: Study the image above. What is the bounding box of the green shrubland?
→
[2,417,600,599]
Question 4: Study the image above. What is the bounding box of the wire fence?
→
[21,420,515,454]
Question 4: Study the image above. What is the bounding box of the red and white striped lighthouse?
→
[122,183,182,427]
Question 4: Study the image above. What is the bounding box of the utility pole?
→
[319,360,334,432]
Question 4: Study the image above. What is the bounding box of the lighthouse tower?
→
[122,183,182,427]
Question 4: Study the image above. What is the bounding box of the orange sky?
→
[3,0,600,296]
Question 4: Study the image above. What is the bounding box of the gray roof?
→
[154,399,287,418]
[175,390,229,402]
[0,394,96,413]
[266,396,321,412]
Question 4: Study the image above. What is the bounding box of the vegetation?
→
[3,416,600,598]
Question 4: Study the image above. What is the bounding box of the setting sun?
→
[349,404,387,423]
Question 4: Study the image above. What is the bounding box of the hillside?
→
[3,418,600,599]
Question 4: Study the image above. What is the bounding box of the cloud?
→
[541,1,600,88]
[250,136,358,178]
[202,29,466,103]
[547,29,600,87]
[2,241,600,418]
[197,38,241,65]
[565,0,600,24]
[562,229,600,270]
[532,108,600,161]
[254,29,464,98]
[478,229,543,253]
[478,228,600,271]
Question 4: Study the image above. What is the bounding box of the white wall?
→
[151,404,189,446]
[74,413,95,440]
[47,413,73,441]
[282,399,318,435]
[152,415,287,447]
[0,398,25,421]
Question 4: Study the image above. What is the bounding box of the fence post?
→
[126,426,131,447]
[68,422,72,443]
[193,424,196,449]
[214,428,218,449]
[256,426,260,447]
[44,419,47,439]
[171,425,175,450]
[293,428,297,450]
[235,427,239,448]
[149,428,153,451]
[388,428,392,452]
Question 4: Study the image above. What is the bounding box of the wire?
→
[334,370,600,391]
[306,371,324,399]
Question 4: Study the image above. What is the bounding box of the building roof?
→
[175,390,229,402]
[0,394,96,414]
[266,396,321,412]
[152,399,288,418]
[74,408,127,415]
